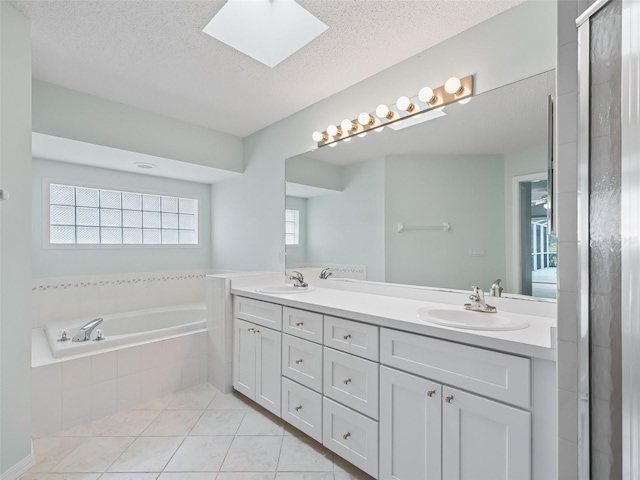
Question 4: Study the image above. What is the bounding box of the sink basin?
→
[416,307,530,331]
[255,285,316,295]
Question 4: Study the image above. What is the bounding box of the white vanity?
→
[222,277,556,480]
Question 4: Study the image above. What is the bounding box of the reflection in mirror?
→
[285,71,557,299]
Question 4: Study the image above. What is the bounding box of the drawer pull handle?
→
[343,432,351,440]
[444,395,454,403]
[426,390,436,397]
[295,322,304,327]
[343,378,352,385]
[295,405,302,411]
[295,359,303,364]
[343,334,351,340]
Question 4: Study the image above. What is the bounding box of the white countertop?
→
[231,285,556,361]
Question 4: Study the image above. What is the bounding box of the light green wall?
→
[385,154,505,290]
[213,1,557,273]
[284,196,307,267]
[32,80,244,173]
[285,155,343,191]
[1,2,33,473]
[32,159,213,278]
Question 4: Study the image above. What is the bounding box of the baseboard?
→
[1,440,34,480]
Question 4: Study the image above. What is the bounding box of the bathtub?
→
[44,303,206,358]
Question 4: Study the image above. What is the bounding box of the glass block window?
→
[48,183,198,246]
[285,209,299,245]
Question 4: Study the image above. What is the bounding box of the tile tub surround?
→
[31,332,207,438]
[32,269,212,328]
[22,383,373,480]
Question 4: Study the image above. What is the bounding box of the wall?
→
[385,154,505,290]
[284,196,307,267]
[32,159,213,278]
[212,0,557,274]
[0,1,33,474]
[306,158,385,281]
[285,155,342,192]
[503,148,549,292]
[32,80,243,173]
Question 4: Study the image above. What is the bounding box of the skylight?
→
[203,0,328,68]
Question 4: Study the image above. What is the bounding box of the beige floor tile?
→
[164,436,233,472]
[141,410,202,436]
[189,411,244,436]
[236,408,284,436]
[275,474,334,480]
[277,436,333,472]
[216,474,275,480]
[107,437,183,472]
[167,385,217,410]
[221,436,283,472]
[207,393,250,411]
[19,474,100,480]
[55,410,159,437]
[30,437,84,472]
[157,474,217,480]
[99,474,158,480]
[130,394,175,411]
[51,437,134,473]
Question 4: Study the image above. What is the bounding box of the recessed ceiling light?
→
[134,162,156,169]
[202,0,328,68]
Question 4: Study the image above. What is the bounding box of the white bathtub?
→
[45,303,206,358]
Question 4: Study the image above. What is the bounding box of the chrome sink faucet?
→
[289,271,308,288]
[464,286,497,313]
[320,268,332,279]
[490,279,504,297]
[72,317,103,342]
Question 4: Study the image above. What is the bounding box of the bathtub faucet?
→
[72,318,104,342]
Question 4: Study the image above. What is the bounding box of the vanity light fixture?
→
[312,74,473,146]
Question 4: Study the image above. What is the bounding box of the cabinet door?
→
[254,325,282,416]
[442,386,531,480]
[380,366,442,480]
[233,319,257,399]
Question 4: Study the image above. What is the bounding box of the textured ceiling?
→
[12,0,524,137]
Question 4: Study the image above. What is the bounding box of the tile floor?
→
[21,383,374,480]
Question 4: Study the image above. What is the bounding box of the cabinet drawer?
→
[323,348,379,419]
[281,377,322,442]
[282,334,323,392]
[380,328,531,408]
[282,307,323,344]
[324,316,379,361]
[322,397,378,478]
[234,296,282,330]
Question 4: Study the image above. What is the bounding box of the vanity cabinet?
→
[379,366,531,480]
[233,297,283,416]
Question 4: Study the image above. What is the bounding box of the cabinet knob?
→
[247,327,255,333]
[444,395,454,403]
[254,330,260,334]
[426,390,436,397]
[295,322,304,327]
[343,378,352,385]
[343,432,351,440]
[295,405,302,411]
[343,334,351,340]
[295,359,303,364]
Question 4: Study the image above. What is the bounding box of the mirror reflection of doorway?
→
[519,179,557,298]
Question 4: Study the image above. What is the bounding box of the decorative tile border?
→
[32,270,211,291]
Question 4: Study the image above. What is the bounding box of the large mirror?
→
[285,70,556,299]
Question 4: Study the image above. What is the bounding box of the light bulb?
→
[344,137,351,142]
[357,132,367,138]
[341,119,356,133]
[327,124,342,137]
[444,76,463,95]
[312,131,326,142]
[458,97,472,105]
[328,142,337,148]
[376,104,393,120]
[396,96,417,113]
[418,86,437,105]
[358,112,374,126]
[374,126,385,133]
